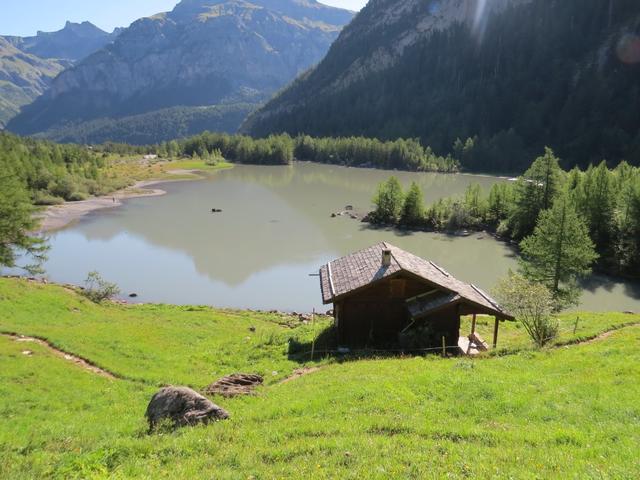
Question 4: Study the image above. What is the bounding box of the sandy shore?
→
[35,179,172,234]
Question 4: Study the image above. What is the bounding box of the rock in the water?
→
[146,386,229,430]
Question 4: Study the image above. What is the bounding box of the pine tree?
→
[577,161,616,255]
[400,182,425,226]
[520,193,598,308]
[0,170,48,273]
[372,177,404,224]
[509,147,564,239]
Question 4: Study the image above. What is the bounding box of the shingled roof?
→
[319,242,513,320]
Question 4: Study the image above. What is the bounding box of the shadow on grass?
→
[287,325,456,364]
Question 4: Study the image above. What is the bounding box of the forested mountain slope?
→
[7,0,354,144]
[245,0,640,172]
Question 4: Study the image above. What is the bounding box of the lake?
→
[35,163,640,313]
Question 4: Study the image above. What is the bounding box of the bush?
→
[494,272,559,347]
[33,192,65,206]
[82,271,120,303]
[68,192,89,202]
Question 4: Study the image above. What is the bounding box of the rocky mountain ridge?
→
[0,21,120,127]
[8,0,354,143]
[3,21,120,62]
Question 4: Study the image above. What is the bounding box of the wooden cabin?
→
[319,242,514,354]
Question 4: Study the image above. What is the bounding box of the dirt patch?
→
[279,367,322,384]
[203,373,264,397]
[3,333,117,379]
[581,323,640,344]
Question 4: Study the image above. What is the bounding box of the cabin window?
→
[390,279,406,298]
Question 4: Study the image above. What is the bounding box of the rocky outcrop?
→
[146,386,229,430]
[7,0,354,142]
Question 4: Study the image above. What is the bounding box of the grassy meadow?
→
[103,156,234,187]
[0,278,639,479]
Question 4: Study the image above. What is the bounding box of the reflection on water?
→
[38,164,640,312]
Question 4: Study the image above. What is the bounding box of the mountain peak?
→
[7,0,354,142]
[170,0,354,25]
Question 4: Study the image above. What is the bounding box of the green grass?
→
[0,279,320,386]
[104,156,234,188]
[1,278,639,479]
[461,311,640,353]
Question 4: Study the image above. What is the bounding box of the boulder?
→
[146,386,229,430]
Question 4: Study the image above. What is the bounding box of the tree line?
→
[0,132,129,206]
[97,132,460,173]
[369,148,640,304]
[0,131,459,208]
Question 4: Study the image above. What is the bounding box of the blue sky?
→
[0,0,368,37]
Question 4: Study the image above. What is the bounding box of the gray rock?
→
[146,386,229,430]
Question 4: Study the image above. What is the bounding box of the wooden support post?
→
[493,317,500,349]
[310,308,316,361]
[442,336,446,357]
[471,314,477,335]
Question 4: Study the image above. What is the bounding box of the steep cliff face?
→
[8,0,354,142]
[246,0,640,171]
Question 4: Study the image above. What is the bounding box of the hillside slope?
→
[245,0,640,172]
[7,0,354,143]
[0,22,119,127]
[0,38,68,127]
[0,278,639,478]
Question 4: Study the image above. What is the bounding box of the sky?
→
[0,0,368,37]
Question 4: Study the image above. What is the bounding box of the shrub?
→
[82,271,120,303]
[494,272,559,348]
[68,192,89,202]
[33,192,65,206]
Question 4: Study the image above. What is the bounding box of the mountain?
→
[0,37,69,127]
[3,21,119,62]
[245,0,640,172]
[8,0,354,144]
[0,22,120,127]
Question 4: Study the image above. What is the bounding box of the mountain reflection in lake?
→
[40,164,640,313]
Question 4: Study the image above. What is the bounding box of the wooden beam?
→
[471,314,477,335]
[493,317,500,349]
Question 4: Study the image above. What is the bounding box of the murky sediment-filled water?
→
[31,163,640,312]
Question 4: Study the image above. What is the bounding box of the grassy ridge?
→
[0,278,639,478]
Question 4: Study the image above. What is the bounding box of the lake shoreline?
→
[34,171,207,234]
[34,162,510,235]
